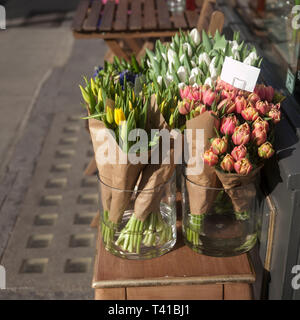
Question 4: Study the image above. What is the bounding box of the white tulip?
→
[230,40,239,51]
[191,67,203,78]
[198,52,211,66]
[147,60,152,68]
[178,82,186,89]
[183,42,192,57]
[180,54,185,64]
[232,49,240,61]
[249,51,258,60]
[209,57,218,77]
[167,48,176,64]
[161,52,167,61]
[190,28,200,45]
[210,68,218,80]
[243,52,257,66]
[165,73,174,86]
[204,77,214,87]
[191,60,196,67]
[177,66,187,83]
[189,75,196,85]
[157,76,163,86]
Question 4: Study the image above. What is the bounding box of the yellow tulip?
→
[114,108,126,126]
[106,106,114,124]
[129,100,133,111]
[98,88,102,102]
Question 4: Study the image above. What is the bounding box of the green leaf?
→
[202,30,212,52]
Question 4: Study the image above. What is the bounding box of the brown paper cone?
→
[215,166,262,213]
[88,99,147,224]
[185,111,220,215]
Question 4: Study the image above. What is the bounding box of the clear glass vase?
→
[98,172,177,259]
[181,168,262,257]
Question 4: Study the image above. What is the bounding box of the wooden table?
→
[72,0,224,61]
[93,194,256,300]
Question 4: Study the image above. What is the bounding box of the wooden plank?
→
[207,10,224,36]
[171,12,188,29]
[127,284,223,300]
[143,0,157,30]
[72,0,90,32]
[197,0,216,32]
[95,288,126,300]
[124,39,143,55]
[224,283,253,300]
[156,0,172,30]
[185,10,199,29]
[83,0,102,31]
[129,0,142,30]
[105,39,130,61]
[99,0,116,32]
[114,0,128,31]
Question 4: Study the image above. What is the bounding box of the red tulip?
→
[202,88,217,106]
[247,92,260,106]
[255,100,271,116]
[264,86,275,102]
[232,123,251,145]
[258,142,275,159]
[220,154,235,172]
[234,158,253,175]
[178,99,193,115]
[220,115,239,135]
[235,96,247,113]
[241,106,259,121]
[231,145,247,161]
[253,117,269,132]
[268,107,281,124]
[211,137,228,155]
[251,127,267,146]
[203,150,219,166]
[254,84,275,102]
[217,98,236,114]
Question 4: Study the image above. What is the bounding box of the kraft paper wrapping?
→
[215,166,262,213]
[88,99,147,224]
[134,95,179,222]
[185,111,220,215]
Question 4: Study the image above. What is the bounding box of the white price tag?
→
[220,57,261,92]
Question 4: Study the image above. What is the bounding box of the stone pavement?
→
[0,1,108,299]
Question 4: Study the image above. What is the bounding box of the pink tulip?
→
[253,117,269,132]
[211,137,228,155]
[220,115,239,135]
[220,154,235,172]
[235,96,247,113]
[254,85,275,102]
[237,90,250,99]
[234,158,253,175]
[268,107,281,124]
[264,86,275,102]
[221,89,237,101]
[255,101,271,116]
[241,106,259,121]
[180,86,202,101]
[251,127,267,146]
[232,123,251,145]
[203,150,219,166]
[217,98,236,114]
[231,145,247,161]
[258,142,275,159]
[247,93,260,106]
[178,99,193,115]
[193,104,206,117]
[202,88,217,106]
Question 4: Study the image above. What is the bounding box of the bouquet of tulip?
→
[145,29,261,90]
[79,58,176,256]
[178,77,284,246]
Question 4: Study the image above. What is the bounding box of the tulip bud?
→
[268,107,281,124]
[204,77,214,88]
[217,98,236,114]
[231,145,247,161]
[220,115,239,135]
[198,52,211,67]
[253,117,269,132]
[221,89,237,101]
[177,66,187,83]
[254,84,266,101]
[193,104,206,117]
[258,142,275,159]
[183,42,192,57]
[241,106,259,121]
[248,92,260,106]
[114,108,126,126]
[106,106,114,124]
[203,150,219,166]
[235,96,247,113]
[264,86,275,102]
[190,28,200,45]
[202,88,217,106]
[232,123,251,145]
[178,99,193,115]
[255,100,271,116]
[220,154,235,172]
[211,137,228,155]
[167,49,176,64]
[234,158,253,175]
[251,127,267,146]
[157,75,163,86]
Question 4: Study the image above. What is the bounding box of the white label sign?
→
[220,57,261,92]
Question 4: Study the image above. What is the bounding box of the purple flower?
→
[93,66,103,79]
[119,70,137,89]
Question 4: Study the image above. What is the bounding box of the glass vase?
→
[181,168,262,257]
[98,172,177,259]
